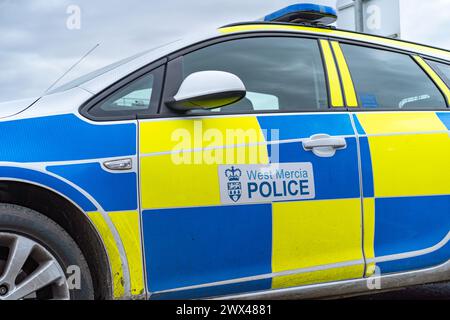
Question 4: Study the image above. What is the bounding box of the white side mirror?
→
[166,71,246,111]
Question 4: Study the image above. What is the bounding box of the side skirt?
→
[213,260,450,300]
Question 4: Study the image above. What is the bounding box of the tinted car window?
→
[87,65,164,119]
[181,37,328,113]
[341,44,447,109]
[427,60,450,88]
[95,74,154,112]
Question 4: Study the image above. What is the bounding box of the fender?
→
[0,166,97,212]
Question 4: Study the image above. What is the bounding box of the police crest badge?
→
[225,166,242,202]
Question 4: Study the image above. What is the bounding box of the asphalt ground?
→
[348,282,450,300]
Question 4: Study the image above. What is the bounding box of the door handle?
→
[103,158,133,171]
[303,137,347,150]
[303,134,347,158]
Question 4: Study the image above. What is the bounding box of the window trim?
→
[158,34,333,118]
[425,58,450,90]
[320,39,345,108]
[220,22,450,60]
[413,56,450,107]
[330,41,358,108]
[167,32,324,61]
[79,31,450,122]
[330,36,448,63]
[79,58,167,122]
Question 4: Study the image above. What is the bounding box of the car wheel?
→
[0,204,94,300]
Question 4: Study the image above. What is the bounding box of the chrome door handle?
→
[303,134,347,158]
[303,137,346,150]
[103,158,133,171]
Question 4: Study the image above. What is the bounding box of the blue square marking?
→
[143,204,272,293]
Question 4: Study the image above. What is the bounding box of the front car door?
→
[139,35,367,299]
[335,41,450,276]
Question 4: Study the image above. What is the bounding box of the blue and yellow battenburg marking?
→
[0,108,448,299]
[0,114,144,298]
[140,113,366,298]
[0,14,447,300]
[354,112,450,274]
[140,110,450,298]
[87,210,145,298]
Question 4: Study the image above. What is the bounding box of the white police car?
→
[0,3,449,300]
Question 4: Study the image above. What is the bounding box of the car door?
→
[335,41,450,276]
[139,36,366,299]
[79,64,166,298]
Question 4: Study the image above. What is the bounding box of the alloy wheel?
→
[0,232,69,300]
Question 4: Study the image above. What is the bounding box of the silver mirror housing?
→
[166,71,246,111]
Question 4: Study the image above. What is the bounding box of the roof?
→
[76,23,450,96]
[219,22,450,62]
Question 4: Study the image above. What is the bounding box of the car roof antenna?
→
[42,43,101,96]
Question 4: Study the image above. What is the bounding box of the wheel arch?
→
[0,179,113,300]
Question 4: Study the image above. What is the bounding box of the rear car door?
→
[139,36,366,299]
[336,41,450,276]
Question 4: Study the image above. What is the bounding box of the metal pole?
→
[354,0,364,32]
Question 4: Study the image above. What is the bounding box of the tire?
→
[0,204,94,300]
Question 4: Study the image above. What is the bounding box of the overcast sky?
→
[0,0,449,102]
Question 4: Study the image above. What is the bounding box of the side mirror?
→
[166,71,246,111]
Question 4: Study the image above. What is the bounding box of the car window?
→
[181,37,328,113]
[90,74,153,116]
[427,60,450,88]
[86,65,164,120]
[114,88,153,109]
[208,91,280,113]
[340,44,447,110]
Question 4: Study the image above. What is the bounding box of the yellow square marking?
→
[363,198,376,277]
[271,199,364,289]
[272,265,364,289]
[109,211,145,296]
[140,117,266,155]
[88,212,125,299]
[141,145,269,209]
[357,112,447,135]
[369,133,450,197]
[272,199,363,272]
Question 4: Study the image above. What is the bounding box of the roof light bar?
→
[262,3,338,26]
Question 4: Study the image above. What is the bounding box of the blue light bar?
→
[263,3,338,26]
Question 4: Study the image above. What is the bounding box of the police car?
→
[0,3,449,300]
